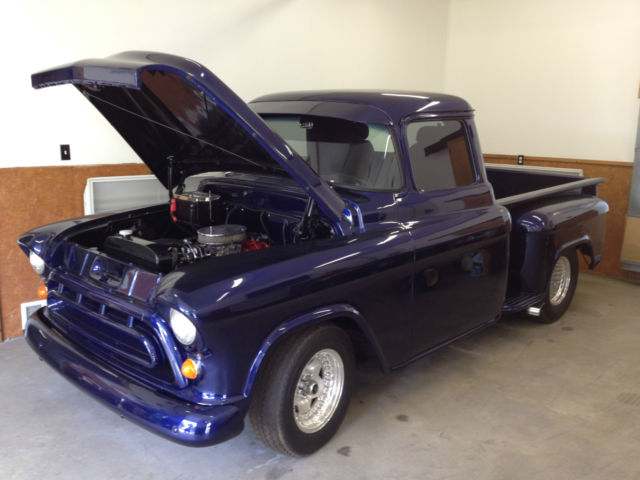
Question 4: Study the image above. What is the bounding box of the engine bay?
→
[70,180,333,274]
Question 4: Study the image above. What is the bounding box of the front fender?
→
[242,303,385,397]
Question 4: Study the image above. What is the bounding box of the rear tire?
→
[536,249,578,323]
[248,325,354,456]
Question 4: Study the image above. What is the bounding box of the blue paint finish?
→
[251,91,473,126]
[152,223,415,399]
[25,308,244,446]
[242,303,385,396]
[506,194,608,296]
[18,51,609,448]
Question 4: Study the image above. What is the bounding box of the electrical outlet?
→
[517,155,524,165]
[60,144,71,161]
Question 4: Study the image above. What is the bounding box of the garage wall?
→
[1,1,639,339]
[5,0,636,167]
[445,0,640,164]
[0,0,450,168]
[0,164,152,340]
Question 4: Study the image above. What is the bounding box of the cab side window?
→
[406,120,476,192]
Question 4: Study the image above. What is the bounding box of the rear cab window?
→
[263,115,403,191]
[406,120,476,192]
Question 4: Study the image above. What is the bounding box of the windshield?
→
[262,115,403,191]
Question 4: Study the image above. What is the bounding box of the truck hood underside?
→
[31,51,349,226]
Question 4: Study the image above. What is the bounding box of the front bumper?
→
[25,308,245,446]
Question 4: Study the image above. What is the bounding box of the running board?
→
[503,292,545,314]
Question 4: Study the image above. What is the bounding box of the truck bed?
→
[486,166,604,206]
[486,165,608,315]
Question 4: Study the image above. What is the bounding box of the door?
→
[401,119,509,357]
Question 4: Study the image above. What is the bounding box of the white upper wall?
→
[1,0,638,168]
[445,0,640,163]
[0,0,449,168]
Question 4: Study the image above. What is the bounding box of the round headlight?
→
[29,251,45,275]
[170,309,197,345]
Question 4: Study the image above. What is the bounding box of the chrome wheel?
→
[293,348,345,434]
[549,256,572,306]
[249,325,354,455]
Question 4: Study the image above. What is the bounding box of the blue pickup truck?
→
[19,52,608,456]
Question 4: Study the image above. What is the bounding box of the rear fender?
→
[515,196,607,291]
[242,304,385,396]
[555,235,597,268]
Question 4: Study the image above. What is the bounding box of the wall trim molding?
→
[484,153,634,169]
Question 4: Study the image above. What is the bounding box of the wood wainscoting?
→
[0,164,151,340]
[0,158,636,340]
[485,154,640,285]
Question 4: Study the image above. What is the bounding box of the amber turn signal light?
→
[37,285,48,299]
[181,358,199,380]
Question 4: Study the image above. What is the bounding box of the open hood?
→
[32,51,350,228]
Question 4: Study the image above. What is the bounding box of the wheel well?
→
[246,315,387,397]
[330,317,385,371]
[575,242,595,268]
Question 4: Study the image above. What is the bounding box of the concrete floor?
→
[1,273,639,479]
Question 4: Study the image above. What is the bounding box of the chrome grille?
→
[46,270,182,388]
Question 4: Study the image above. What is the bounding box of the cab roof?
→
[251,90,473,125]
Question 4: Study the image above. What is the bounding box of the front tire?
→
[248,325,354,456]
[537,249,579,323]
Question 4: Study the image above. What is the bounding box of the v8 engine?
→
[101,189,269,273]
